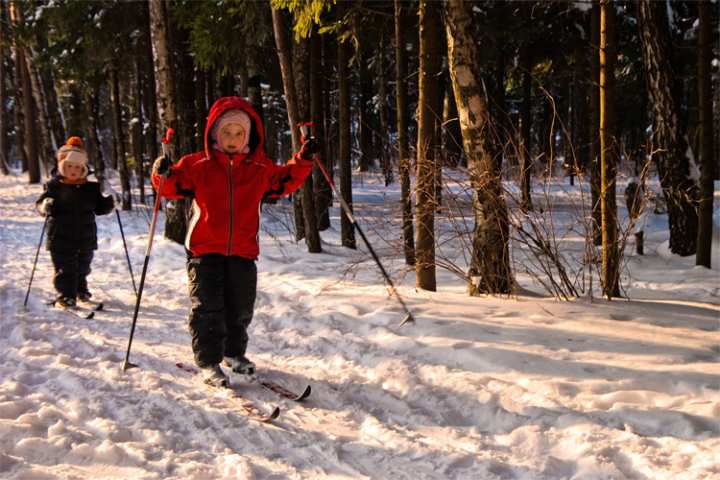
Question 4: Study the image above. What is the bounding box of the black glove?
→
[299,138,319,160]
[152,155,172,176]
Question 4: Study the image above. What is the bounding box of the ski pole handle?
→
[160,128,175,159]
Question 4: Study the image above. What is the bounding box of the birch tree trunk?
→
[599,0,620,298]
[395,0,415,266]
[446,0,513,294]
[638,0,698,256]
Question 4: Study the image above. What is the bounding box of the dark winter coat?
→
[36,177,114,251]
[151,96,314,259]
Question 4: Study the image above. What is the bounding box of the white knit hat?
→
[58,149,89,178]
[210,109,252,152]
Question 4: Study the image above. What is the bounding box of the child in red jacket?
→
[152,96,318,387]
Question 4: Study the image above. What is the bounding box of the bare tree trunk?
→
[337,3,355,249]
[84,89,105,185]
[638,0,698,256]
[590,0,601,245]
[26,49,54,174]
[446,0,513,295]
[110,69,132,210]
[271,7,307,241]
[11,3,38,182]
[696,0,714,268]
[35,28,65,147]
[600,0,620,298]
[149,0,186,243]
[311,31,331,231]
[519,46,533,212]
[377,30,392,186]
[356,14,372,173]
[395,0,415,266]
[293,33,321,253]
[415,0,442,291]
[133,57,146,204]
[142,0,158,165]
[0,0,10,174]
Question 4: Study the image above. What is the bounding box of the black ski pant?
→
[186,254,257,368]
[50,248,94,299]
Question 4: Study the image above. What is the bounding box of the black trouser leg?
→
[77,250,94,295]
[187,254,227,368]
[224,257,257,359]
[50,249,79,299]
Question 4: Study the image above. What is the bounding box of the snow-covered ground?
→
[0,171,718,479]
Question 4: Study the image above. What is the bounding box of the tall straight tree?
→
[0,0,10,174]
[589,1,601,245]
[292,33,321,253]
[695,0,714,268]
[446,0,512,294]
[310,31,331,231]
[149,0,186,244]
[10,3,38,183]
[638,0,698,256]
[599,0,620,298]
[395,0,414,266]
[337,3,355,249]
[110,68,131,210]
[519,45,533,212]
[271,7,321,253]
[415,0,442,291]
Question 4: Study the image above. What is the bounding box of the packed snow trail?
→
[1,174,719,479]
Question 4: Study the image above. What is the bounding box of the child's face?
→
[218,124,247,154]
[63,163,85,181]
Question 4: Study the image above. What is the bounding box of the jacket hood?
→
[204,96,265,160]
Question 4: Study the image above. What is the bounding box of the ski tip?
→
[296,385,312,401]
[266,406,281,421]
[85,311,95,319]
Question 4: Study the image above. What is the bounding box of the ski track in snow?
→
[1,173,719,479]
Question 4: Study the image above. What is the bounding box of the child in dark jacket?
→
[151,96,318,387]
[36,137,115,307]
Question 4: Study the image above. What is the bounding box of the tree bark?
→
[11,3,38,183]
[377,30,392,186]
[35,28,65,147]
[590,0,601,245]
[310,31,331,231]
[149,0,186,243]
[0,0,10,173]
[26,49,54,174]
[337,3,355,249]
[293,33,321,253]
[110,69,132,210]
[395,0,415,266]
[356,13,373,173]
[600,0,620,298]
[84,89,105,185]
[519,45,533,212]
[415,0,442,291]
[696,0,714,268]
[132,57,146,204]
[446,0,513,295]
[638,0,698,256]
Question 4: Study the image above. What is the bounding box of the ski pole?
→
[24,215,48,308]
[123,128,174,371]
[299,123,415,326]
[115,209,137,296]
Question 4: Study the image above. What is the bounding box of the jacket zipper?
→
[227,154,234,256]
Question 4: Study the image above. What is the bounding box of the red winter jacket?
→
[151,96,313,259]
